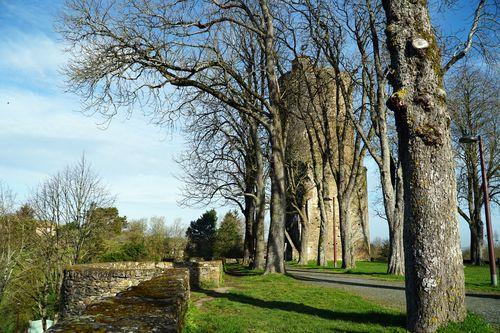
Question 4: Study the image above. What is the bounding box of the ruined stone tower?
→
[282,56,370,262]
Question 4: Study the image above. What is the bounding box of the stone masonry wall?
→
[175,260,223,289]
[59,261,173,318]
[48,268,190,333]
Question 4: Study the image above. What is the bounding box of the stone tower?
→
[282,56,370,262]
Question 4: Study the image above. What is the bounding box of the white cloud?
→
[0,31,65,82]
[0,85,189,219]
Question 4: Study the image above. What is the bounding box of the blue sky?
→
[0,0,497,247]
[0,0,211,228]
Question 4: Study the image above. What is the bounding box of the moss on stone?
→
[49,270,189,332]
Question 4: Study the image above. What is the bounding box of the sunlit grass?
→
[183,264,494,333]
[288,260,500,293]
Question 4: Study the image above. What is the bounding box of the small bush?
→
[101,242,148,262]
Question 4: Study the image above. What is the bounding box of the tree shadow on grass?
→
[199,288,406,329]
[223,263,263,276]
[288,270,500,299]
[287,267,403,279]
[287,272,406,292]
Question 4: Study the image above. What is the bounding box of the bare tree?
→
[59,0,293,273]
[166,218,188,260]
[0,183,17,299]
[18,156,114,329]
[178,100,267,268]
[30,155,114,264]
[380,0,488,330]
[320,0,406,275]
[449,62,499,265]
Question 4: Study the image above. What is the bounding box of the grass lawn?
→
[183,264,494,333]
[288,260,500,293]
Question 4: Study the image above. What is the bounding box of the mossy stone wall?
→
[175,260,223,289]
[49,268,189,333]
[59,261,174,318]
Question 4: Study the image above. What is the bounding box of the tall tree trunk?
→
[253,132,266,270]
[316,194,328,267]
[339,196,355,269]
[261,0,286,274]
[316,171,331,267]
[298,203,310,265]
[467,150,484,266]
[382,1,466,331]
[265,132,286,274]
[469,218,484,265]
[243,180,256,265]
[40,282,49,331]
[387,164,405,275]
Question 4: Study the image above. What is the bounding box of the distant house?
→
[35,221,56,236]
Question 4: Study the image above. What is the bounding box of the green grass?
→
[183,264,494,333]
[463,265,500,292]
[288,260,500,293]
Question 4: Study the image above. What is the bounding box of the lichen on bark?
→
[381,0,466,331]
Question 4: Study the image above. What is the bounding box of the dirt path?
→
[286,267,500,327]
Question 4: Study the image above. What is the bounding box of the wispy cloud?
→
[0,84,188,220]
[0,32,63,76]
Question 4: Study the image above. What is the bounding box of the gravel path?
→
[286,267,500,327]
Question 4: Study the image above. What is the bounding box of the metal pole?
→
[478,136,497,286]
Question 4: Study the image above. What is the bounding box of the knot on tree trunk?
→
[386,89,408,113]
[411,38,429,50]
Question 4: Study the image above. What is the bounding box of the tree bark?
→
[253,137,266,270]
[466,150,484,265]
[266,143,286,273]
[316,194,328,267]
[243,179,256,265]
[387,208,405,275]
[40,282,49,332]
[469,218,484,265]
[387,164,405,275]
[382,1,466,331]
[339,196,355,269]
[261,0,286,274]
[316,170,331,267]
[298,203,310,265]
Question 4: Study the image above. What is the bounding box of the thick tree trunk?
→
[469,218,484,265]
[387,165,405,275]
[339,197,355,269]
[387,216,404,275]
[382,1,466,331]
[261,0,286,274]
[265,131,286,274]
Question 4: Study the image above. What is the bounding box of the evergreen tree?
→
[185,210,217,259]
[214,211,244,259]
